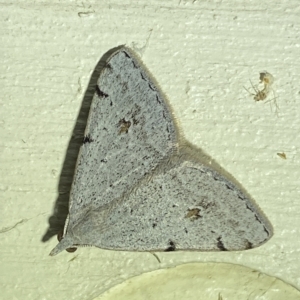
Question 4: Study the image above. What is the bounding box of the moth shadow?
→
[41,45,124,244]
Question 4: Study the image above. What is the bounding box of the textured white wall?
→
[1,1,299,299]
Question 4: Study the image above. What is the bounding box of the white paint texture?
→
[1,1,299,299]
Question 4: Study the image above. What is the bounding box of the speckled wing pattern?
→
[50,47,272,256]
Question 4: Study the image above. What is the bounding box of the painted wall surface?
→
[1,1,299,299]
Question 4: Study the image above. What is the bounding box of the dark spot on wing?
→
[118,118,131,134]
[185,208,201,220]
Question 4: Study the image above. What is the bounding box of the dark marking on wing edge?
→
[165,240,176,252]
[104,62,112,69]
[123,51,130,58]
[246,204,254,212]
[83,134,93,144]
[95,86,108,98]
[131,60,137,68]
[217,236,227,251]
[245,240,253,250]
[141,72,147,81]
[148,83,156,91]
[264,226,270,236]
[238,195,245,200]
[255,215,262,223]
[225,184,234,190]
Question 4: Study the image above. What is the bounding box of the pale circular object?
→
[94,262,300,300]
